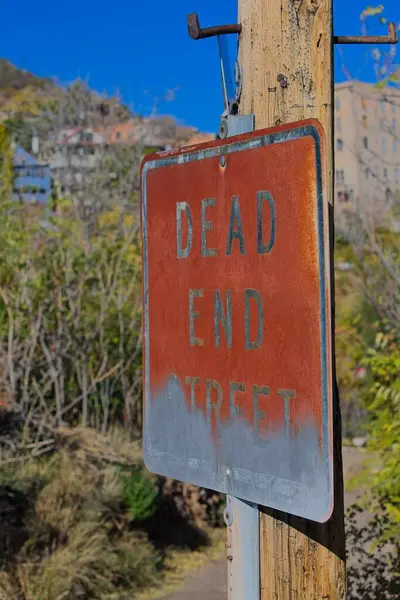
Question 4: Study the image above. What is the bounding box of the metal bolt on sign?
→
[224,504,233,527]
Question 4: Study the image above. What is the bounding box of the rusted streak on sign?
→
[141,120,333,522]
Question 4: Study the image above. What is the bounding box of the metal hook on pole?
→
[334,21,398,45]
[187,12,254,139]
[187,12,242,40]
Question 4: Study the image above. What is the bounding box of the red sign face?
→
[141,120,333,522]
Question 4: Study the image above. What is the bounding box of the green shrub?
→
[121,470,158,523]
[361,329,400,539]
[0,196,143,433]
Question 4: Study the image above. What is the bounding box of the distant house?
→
[13,146,52,204]
[38,127,107,195]
[43,126,106,171]
[103,117,215,151]
[175,132,216,148]
[53,126,105,149]
[103,119,169,151]
[103,121,138,145]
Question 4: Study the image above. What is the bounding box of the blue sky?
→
[1,0,399,133]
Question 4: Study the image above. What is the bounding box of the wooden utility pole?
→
[237,1,346,599]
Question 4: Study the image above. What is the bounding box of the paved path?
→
[162,558,226,600]
[162,448,365,600]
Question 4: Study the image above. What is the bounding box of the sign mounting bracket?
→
[222,65,260,600]
[187,12,255,139]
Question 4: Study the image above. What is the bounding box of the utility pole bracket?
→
[187,12,254,139]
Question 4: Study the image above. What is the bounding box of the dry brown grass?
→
[0,426,220,600]
[0,427,158,599]
[0,525,159,600]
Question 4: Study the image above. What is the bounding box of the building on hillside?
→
[103,119,170,150]
[104,117,215,151]
[34,119,215,199]
[334,81,400,206]
[39,127,106,194]
[13,145,51,204]
[103,121,138,145]
[175,132,216,148]
[43,126,106,168]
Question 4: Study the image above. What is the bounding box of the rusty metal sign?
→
[141,120,333,523]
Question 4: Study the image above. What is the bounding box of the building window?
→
[81,131,93,143]
[383,167,388,180]
[393,138,398,154]
[380,100,385,113]
[395,168,399,184]
[337,138,343,151]
[391,119,396,133]
[365,168,370,180]
[335,97,340,111]
[382,137,387,154]
[380,118,386,130]
[392,102,396,114]
[336,169,345,183]
[336,118,342,133]
[363,136,368,149]
[116,131,121,140]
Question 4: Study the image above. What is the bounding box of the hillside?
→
[0,59,133,126]
[0,58,52,93]
[0,59,54,110]
[0,60,208,147]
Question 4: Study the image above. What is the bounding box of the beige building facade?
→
[334,81,400,205]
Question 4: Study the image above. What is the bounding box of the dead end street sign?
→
[140,120,333,523]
